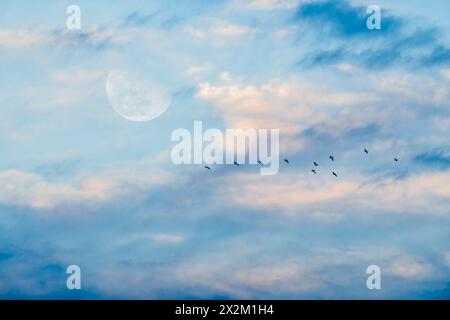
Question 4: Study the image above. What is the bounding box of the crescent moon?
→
[105,71,171,122]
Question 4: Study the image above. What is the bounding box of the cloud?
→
[0,27,130,50]
[442,69,450,81]
[414,150,450,170]
[2,0,450,300]
[123,11,158,27]
[0,165,173,211]
[178,260,323,298]
[371,72,449,106]
[194,70,448,161]
[385,257,434,280]
[0,29,51,48]
[22,68,106,109]
[444,253,450,268]
[185,19,256,40]
[294,1,450,69]
[295,1,400,37]
[116,233,185,245]
[216,169,450,217]
[196,75,388,153]
[231,0,301,11]
[170,244,325,298]
[168,242,444,299]
[424,46,450,66]
[0,170,114,210]
[50,69,105,84]
[50,28,130,49]
[184,64,211,81]
[149,234,185,244]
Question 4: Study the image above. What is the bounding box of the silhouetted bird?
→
[394,158,399,162]
[257,160,264,166]
[204,166,211,171]
[284,159,289,164]
[313,162,319,167]
[329,156,335,162]
[364,148,369,154]
[233,161,239,167]
[332,171,338,177]
[312,169,317,174]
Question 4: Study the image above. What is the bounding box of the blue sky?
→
[1,0,450,299]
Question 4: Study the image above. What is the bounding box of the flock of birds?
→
[204,148,399,177]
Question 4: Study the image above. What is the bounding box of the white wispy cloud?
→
[0,26,131,49]
[0,29,51,48]
[0,164,173,211]
[441,68,450,81]
[22,68,106,109]
[230,0,303,11]
[215,170,450,218]
[149,233,185,244]
[385,257,434,280]
[196,75,378,153]
[444,252,450,268]
[116,233,185,245]
[185,19,257,40]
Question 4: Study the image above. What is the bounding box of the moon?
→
[105,71,171,122]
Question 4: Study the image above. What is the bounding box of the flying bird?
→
[364,148,369,154]
[313,162,319,167]
[311,169,317,174]
[233,161,240,167]
[332,171,338,177]
[329,156,335,162]
[284,159,289,164]
[257,160,265,166]
[394,158,399,162]
[204,166,211,171]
